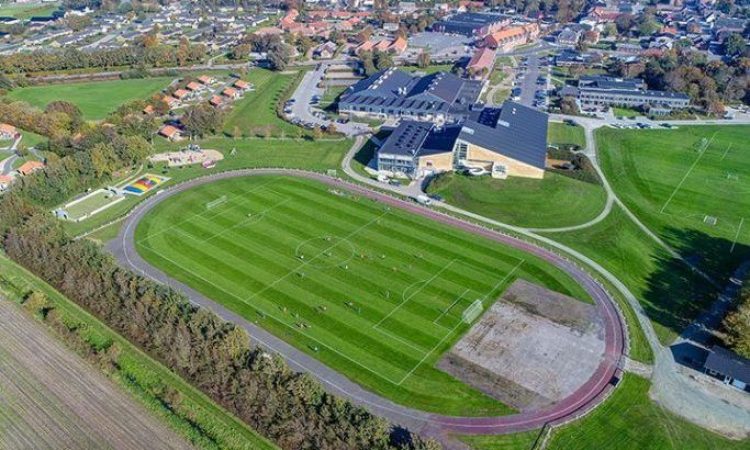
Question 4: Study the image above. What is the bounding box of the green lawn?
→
[548,122,586,148]
[224,69,306,137]
[66,137,351,237]
[0,1,59,19]
[457,430,541,450]
[7,77,172,120]
[20,130,46,149]
[547,374,749,450]
[542,205,717,345]
[426,172,607,229]
[613,106,642,118]
[135,175,592,416]
[401,64,455,74]
[64,190,119,221]
[0,254,277,450]
[597,125,750,338]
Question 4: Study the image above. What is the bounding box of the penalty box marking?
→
[137,179,278,245]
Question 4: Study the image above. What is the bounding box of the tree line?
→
[722,281,750,359]
[0,106,441,450]
[0,43,208,74]
[610,48,750,113]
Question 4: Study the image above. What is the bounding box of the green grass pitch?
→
[135,175,591,416]
[7,77,173,120]
[599,126,750,276]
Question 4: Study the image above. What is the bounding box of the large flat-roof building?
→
[339,68,483,123]
[432,12,510,37]
[377,101,548,179]
[577,75,690,113]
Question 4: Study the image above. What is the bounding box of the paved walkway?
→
[108,168,625,443]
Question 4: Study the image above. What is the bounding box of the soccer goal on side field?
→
[206,195,227,209]
[462,299,483,324]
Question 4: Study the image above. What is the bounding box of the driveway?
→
[287,65,370,137]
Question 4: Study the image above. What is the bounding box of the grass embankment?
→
[223,68,306,138]
[596,125,750,342]
[7,77,172,120]
[426,172,607,229]
[65,137,351,238]
[0,254,278,450]
[135,175,592,416]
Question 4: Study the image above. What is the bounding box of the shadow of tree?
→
[642,226,750,340]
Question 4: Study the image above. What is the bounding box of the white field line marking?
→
[731,217,744,253]
[397,320,463,386]
[480,259,525,302]
[433,289,470,324]
[721,144,733,161]
[373,259,458,329]
[200,197,291,244]
[136,238,407,385]
[137,180,276,244]
[244,211,389,304]
[659,134,716,214]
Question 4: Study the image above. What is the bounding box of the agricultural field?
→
[224,69,304,137]
[0,297,188,449]
[426,172,607,229]
[548,122,586,148]
[135,175,591,416]
[6,77,172,119]
[0,254,278,450]
[599,126,750,290]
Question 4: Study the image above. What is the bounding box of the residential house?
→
[704,346,749,392]
[16,160,44,177]
[158,124,182,141]
[0,123,18,140]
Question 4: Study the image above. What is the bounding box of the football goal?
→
[206,195,227,210]
[462,299,483,324]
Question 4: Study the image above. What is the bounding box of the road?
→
[287,64,370,137]
[0,297,189,450]
[108,167,625,445]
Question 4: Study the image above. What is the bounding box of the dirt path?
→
[0,299,191,450]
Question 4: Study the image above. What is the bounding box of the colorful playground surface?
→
[122,174,170,196]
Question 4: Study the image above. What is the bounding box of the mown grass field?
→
[135,175,592,416]
[547,374,749,450]
[224,69,304,137]
[0,254,277,450]
[548,122,586,148]
[66,137,351,238]
[426,172,607,229]
[598,125,750,337]
[7,77,172,120]
[0,1,58,19]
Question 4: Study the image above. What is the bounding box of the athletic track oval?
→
[109,169,626,439]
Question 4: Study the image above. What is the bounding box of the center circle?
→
[294,236,356,269]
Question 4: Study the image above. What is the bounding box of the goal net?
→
[206,195,227,209]
[462,299,483,324]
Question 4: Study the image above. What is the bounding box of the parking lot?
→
[512,54,551,111]
[285,65,370,136]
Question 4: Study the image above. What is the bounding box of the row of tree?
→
[722,282,750,359]
[0,43,208,74]
[610,48,750,112]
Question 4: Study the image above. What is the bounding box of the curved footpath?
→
[108,169,625,442]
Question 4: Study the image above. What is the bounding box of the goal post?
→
[206,195,227,210]
[462,299,483,324]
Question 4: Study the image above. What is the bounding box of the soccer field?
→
[600,126,750,269]
[135,175,590,416]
